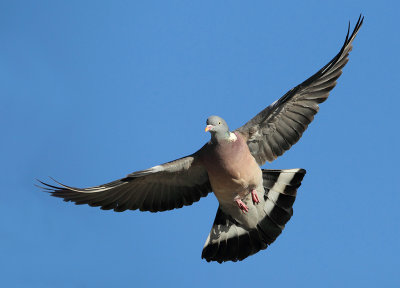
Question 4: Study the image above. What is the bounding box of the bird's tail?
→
[201,168,306,263]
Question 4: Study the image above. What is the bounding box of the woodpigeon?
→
[39,16,363,263]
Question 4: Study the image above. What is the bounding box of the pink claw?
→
[251,189,260,204]
[235,199,249,213]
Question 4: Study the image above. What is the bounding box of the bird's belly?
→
[209,160,262,203]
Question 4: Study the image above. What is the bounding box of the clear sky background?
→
[1,1,399,287]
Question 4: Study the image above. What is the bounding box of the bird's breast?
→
[202,133,262,203]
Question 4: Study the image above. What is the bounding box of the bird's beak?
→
[205,125,213,132]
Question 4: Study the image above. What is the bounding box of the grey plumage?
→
[39,16,363,263]
[202,169,305,263]
[237,15,363,165]
[39,155,211,212]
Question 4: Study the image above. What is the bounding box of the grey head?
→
[205,115,230,143]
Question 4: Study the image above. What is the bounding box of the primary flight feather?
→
[39,16,363,263]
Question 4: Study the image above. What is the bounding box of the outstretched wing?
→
[236,15,363,166]
[39,153,212,212]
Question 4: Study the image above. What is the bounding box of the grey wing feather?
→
[39,154,212,212]
[236,15,363,165]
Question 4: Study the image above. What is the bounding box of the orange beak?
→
[205,125,213,132]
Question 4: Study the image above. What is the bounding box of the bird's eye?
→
[218,121,221,125]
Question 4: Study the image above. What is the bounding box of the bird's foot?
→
[235,199,249,213]
[251,189,260,204]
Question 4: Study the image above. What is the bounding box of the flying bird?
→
[39,16,363,263]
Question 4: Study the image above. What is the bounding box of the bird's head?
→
[205,115,230,142]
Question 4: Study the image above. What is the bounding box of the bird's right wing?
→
[236,15,363,166]
[39,152,212,212]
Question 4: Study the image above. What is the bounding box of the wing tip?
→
[36,178,62,192]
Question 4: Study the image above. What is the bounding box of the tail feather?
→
[202,168,306,263]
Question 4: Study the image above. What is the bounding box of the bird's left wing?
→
[39,153,212,212]
[236,15,363,166]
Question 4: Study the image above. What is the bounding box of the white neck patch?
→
[228,132,238,142]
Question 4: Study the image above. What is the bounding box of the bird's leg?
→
[235,198,249,213]
[251,189,260,204]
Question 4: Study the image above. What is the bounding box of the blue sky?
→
[1,1,399,287]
